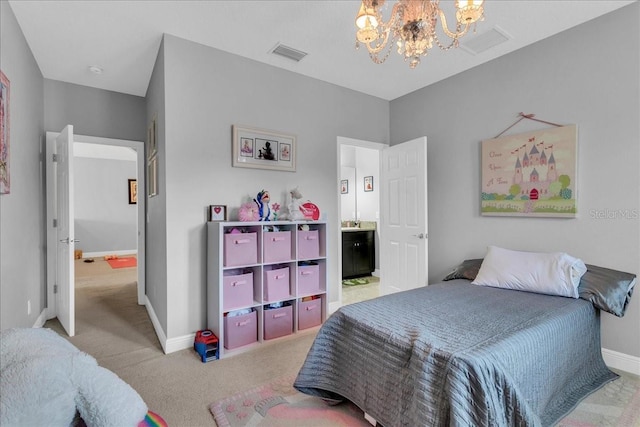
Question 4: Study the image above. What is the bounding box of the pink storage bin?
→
[298,299,322,330]
[298,230,320,259]
[263,231,292,263]
[264,305,293,340]
[223,310,257,349]
[224,232,258,267]
[298,264,320,295]
[222,272,254,311]
[264,267,290,302]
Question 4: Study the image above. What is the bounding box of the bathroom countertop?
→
[340,221,376,232]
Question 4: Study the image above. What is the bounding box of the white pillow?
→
[471,246,587,298]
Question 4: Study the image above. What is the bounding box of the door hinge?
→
[54,284,58,294]
[53,218,57,228]
[52,154,58,162]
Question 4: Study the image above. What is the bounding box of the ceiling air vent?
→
[271,43,308,62]
[460,26,511,55]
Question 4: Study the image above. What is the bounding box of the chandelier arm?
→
[369,38,395,64]
[364,27,394,55]
[362,2,401,56]
[438,9,470,39]
[377,2,403,29]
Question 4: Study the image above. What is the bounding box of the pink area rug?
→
[211,373,640,427]
[210,376,371,427]
[106,256,137,269]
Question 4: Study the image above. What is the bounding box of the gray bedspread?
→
[294,280,617,427]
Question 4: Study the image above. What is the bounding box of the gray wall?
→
[74,157,137,254]
[44,79,146,141]
[151,34,389,339]
[390,4,640,357]
[145,37,168,334]
[0,1,45,329]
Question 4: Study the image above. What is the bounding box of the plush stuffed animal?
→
[0,328,149,427]
[287,187,305,220]
[254,190,271,221]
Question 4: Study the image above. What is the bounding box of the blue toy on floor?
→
[194,329,219,363]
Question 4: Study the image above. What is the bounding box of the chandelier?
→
[355,0,485,68]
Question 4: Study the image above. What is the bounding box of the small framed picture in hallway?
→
[128,179,137,204]
[364,176,373,192]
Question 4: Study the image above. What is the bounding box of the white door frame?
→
[46,132,146,322]
[334,136,386,313]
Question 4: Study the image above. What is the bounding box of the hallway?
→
[44,257,162,370]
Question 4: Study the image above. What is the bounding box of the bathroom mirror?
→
[340,166,357,224]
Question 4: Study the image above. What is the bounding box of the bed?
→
[294,256,635,427]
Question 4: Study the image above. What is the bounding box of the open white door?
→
[380,137,428,295]
[55,126,75,336]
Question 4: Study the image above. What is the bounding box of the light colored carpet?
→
[342,275,379,306]
[45,258,316,426]
[44,260,639,427]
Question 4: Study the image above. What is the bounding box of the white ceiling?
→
[8,0,634,101]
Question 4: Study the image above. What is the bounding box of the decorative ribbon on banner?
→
[495,112,564,138]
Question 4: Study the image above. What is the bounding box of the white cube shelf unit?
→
[207,221,328,358]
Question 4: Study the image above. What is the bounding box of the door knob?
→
[413,233,426,239]
[59,238,80,244]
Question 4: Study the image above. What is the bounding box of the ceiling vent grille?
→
[460,26,511,55]
[271,43,308,62]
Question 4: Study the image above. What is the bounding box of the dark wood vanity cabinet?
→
[342,230,375,278]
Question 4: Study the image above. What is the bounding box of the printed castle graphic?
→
[511,137,557,200]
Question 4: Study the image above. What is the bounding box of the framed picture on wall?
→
[364,176,373,192]
[481,124,577,217]
[232,125,296,172]
[208,205,227,221]
[340,179,348,194]
[148,155,158,197]
[0,70,10,194]
[148,115,157,160]
[128,179,137,204]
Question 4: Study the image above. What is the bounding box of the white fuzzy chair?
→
[0,328,148,427]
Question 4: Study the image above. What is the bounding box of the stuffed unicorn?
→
[287,187,305,220]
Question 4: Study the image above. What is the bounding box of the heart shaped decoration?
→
[214,207,222,214]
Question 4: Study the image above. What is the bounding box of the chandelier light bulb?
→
[355,2,379,29]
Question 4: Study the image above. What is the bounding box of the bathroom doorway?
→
[337,137,384,307]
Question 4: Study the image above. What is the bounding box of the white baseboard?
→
[166,333,196,354]
[144,297,167,354]
[143,296,196,354]
[32,309,48,328]
[329,301,341,315]
[602,348,640,375]
[83,250,137,258]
